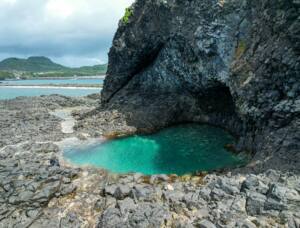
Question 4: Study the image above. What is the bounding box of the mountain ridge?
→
[0,56,107,78]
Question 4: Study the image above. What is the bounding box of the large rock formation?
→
[101,0,300,172]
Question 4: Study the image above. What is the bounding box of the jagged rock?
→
[97,202,171,228]
[49,157,60,167]
[264,197,287,211]
[267,183,288,202]
[230,196,247,213]
[0,79,299,228]
[101,0,300,173]
[246,192,267,216]
[131,184,155,200]
[113,185,131,200]
[117,197,136,214]
[59,212,82,228]
[241,176,269,194]
[216,178,240,195]
[104,185,117,196]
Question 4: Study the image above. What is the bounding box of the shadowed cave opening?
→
[64,82,248,175]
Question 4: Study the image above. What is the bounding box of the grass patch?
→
[122,7,133,24]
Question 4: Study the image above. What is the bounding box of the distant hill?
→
[0,56,107,79]
[0,56,66,72]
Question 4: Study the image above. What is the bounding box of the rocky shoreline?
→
[0,95,299,227]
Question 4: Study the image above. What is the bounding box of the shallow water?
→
[0,78,103,99]
[1,78,103,85]
[64,124,245,175]
[0,87,100,100]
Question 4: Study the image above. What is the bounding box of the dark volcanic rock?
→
[0,96,299,227]
[101,0,300,172]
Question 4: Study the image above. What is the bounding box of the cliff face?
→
[102,0,300,172]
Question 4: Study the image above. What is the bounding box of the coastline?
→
[0,85,102,90]
[0,95,299,227]
[0,75,106,81]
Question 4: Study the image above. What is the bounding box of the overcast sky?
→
[0,0,134,67]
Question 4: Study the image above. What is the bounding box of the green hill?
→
[0,56,66,72]
[0,56,107,79]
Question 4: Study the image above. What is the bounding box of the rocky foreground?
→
[0,95,299,228]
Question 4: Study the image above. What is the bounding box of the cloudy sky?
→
[0,0,134,67]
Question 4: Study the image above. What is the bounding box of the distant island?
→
[0,56,107,80]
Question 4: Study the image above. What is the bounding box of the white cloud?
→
[0,0,134,66]
[0,0,16,5]
[46,0,76,19]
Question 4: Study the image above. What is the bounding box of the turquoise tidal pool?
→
[64,124,246,175]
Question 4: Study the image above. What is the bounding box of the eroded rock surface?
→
[0,95,299,227]
[101,0,300,172]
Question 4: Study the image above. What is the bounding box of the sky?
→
[0,0,134,67]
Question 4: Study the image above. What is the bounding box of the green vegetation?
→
[122,7,133,24]
[235,40,246,59]
[0,71,14,80]
[0,56,66,72]
[0,56,107,80]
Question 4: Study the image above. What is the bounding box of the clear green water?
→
[64,124,245,175]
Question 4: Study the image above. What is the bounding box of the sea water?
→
[0,87,100,100]
[0,78,102,99]
[64,124,245,175]
[1,78,103,85]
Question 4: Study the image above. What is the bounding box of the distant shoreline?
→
[0,75,106,81]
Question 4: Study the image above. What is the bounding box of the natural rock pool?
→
[64,124,246,175]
